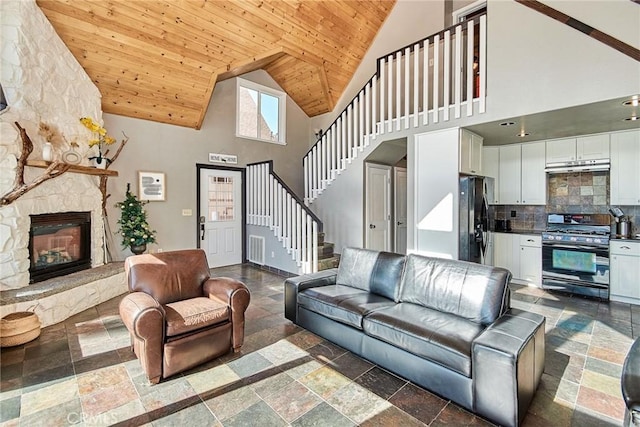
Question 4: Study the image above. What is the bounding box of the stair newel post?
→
[312,220,318,273]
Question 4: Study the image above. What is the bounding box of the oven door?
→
[542,242,609,298]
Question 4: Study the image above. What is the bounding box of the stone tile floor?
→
[1,264,637,426]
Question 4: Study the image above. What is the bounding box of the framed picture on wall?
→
[138,171,166,201]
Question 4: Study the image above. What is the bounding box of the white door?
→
[394,167,407,254]
[199,168,243,268]
[365,163,391,251]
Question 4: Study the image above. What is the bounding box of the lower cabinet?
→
[610,241,640,305]
[493,232,541,286]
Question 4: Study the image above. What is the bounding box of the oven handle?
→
[543,243,609,251]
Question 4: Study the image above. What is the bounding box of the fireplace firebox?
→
[29,212,91,283]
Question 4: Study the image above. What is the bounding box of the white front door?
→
[394,167,407,254]
[199,168,243,268]
[365,163,391,251]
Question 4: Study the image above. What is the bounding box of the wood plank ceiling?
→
[36,0,396,129]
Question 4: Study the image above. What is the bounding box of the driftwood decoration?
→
[0,122,71,207]
[99,132,129,211]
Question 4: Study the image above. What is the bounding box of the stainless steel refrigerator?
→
[459,176,490,264]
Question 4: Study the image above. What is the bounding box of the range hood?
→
[545,158,610,174]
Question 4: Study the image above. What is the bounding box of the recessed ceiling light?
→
[499,121,515,126]
[624,116,638,121]
[623,96,639,106]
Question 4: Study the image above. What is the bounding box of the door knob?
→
[369,224,376,229]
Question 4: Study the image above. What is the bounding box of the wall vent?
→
[248,235,265,265]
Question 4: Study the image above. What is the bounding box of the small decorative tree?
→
[115,183,156,254]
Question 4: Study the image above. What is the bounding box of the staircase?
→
[317,232,340,271]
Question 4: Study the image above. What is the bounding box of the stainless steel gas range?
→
[541,213,611,300]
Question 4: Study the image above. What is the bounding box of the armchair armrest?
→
[284,268,338,323]
[203,277,250,350]
[472,309,545,427]
[119,292,165,383]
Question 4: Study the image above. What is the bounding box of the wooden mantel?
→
[27,160,118,177]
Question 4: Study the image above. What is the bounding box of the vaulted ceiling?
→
[37,0,396,129]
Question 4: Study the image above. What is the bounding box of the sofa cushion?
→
[398,254,510,325]
[165,297,229,337]
[363,303,485,377]
[298,285,396,329]
[337,247,406,301]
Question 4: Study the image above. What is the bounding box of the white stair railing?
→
[304,13,487,205]
[247,161,319,274]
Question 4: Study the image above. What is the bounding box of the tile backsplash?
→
[491,171,639,236]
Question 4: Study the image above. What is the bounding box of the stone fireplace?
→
[0,0,126,326]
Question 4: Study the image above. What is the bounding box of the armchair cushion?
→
[165,297,229,337]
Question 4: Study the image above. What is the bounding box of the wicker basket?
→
[0,312,41,347]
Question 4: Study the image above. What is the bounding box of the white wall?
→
[103,70,312,260]
[484,0,640,120]
[410,128,460,258]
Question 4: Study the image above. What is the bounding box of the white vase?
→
[42,142,53,162]
[93,157,107,169]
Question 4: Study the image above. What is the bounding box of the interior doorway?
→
[197,165,244,268]
[363,137,408,254]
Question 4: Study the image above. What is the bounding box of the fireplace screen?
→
[29,212,91,283]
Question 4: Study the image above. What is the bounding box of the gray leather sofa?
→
[284,247,545,427]
[622,336,640,426]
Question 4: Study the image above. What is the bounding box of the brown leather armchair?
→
[119,249,250,384]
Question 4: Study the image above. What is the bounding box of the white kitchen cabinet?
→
[460,129,483,175]
[611,130,640,206]
[482,146,500,204]
[493,232,519,277]
[498,142,546,205]
[610,240,640,305]
[520,142,546,205]
[498,144,521,204]
[519,235,542,286]
[546,138,576,163]
[493,232,542,286]
[577,134,609,160]
[546,133,609,164]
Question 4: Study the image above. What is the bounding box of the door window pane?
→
[208,176,234,221]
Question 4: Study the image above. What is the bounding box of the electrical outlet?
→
[182,209,192,216]
[271,251,275,258]
[157,248,163,253]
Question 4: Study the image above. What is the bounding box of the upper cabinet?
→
[482,146,500,204]
[611,130,640,206]
[546,134,610,163]
[459,129,483,175]
[498,141,546,205]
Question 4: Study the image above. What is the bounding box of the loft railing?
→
[304,13,487,205]
[246,161,321,274]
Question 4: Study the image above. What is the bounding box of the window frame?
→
[236,78,287,145]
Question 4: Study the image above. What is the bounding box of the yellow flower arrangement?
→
[80,117,115,165]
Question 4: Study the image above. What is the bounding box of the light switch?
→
[182,209,192,216]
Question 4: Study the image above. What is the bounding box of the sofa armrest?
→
[472,309,545,427]
[284,268,338,323]
[203,277,250,350]
[119,292,165,383]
